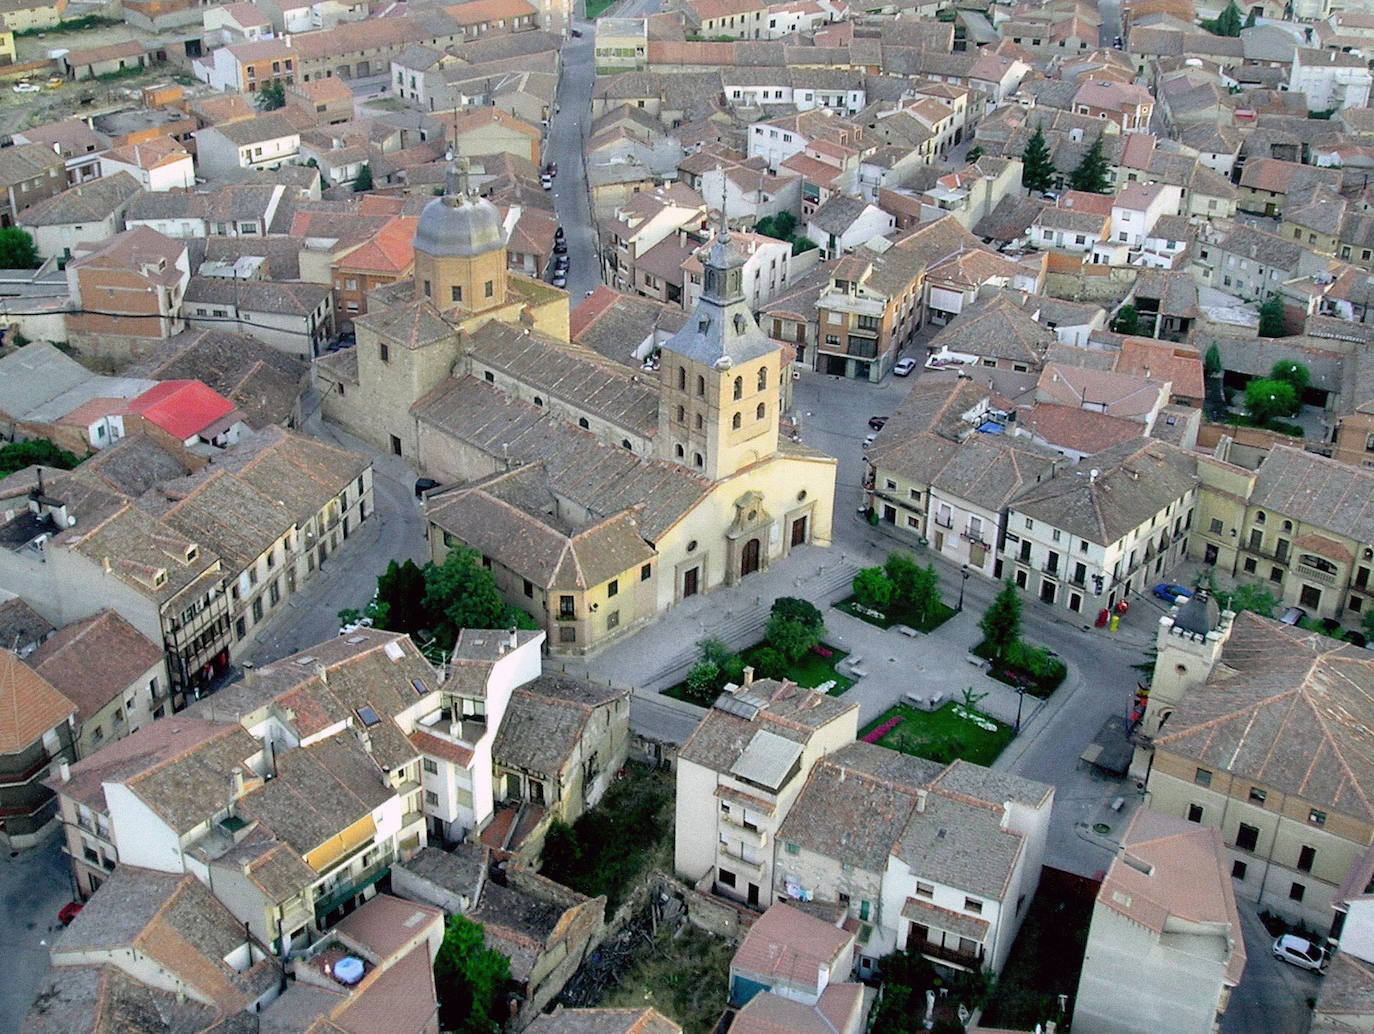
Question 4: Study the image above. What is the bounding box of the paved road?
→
[1,839,76,1034]
[1223,900,1321,1034]
[238,393,428,666]
[1098,0,1122,48]
[542,23,601,300]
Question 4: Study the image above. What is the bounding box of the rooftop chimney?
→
[231,766,245,797]
[743,665,755,686]
[915,788,928,812]
[57,759,71,783]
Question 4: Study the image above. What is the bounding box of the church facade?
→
[315,169,837,655]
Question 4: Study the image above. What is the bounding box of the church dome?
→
[413,192,504,258]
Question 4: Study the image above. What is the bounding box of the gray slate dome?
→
[413,193,504,258]
[1173,592,1220,637]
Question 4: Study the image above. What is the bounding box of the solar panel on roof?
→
[412,678,429,696]
[357,705,381,727]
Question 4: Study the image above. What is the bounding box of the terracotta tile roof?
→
[1096,809,1246,985]
[732,984,865,1034]
[409,728,474,767]
[525,1008,682,1034]
[1020,402,1146,455]
[0,649,75,754]
[334,216,417,276]
[442,0,536,23]
[731,902,853,992]
[29,611,161,726]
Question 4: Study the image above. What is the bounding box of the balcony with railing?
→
[1294,562,1339,587]
[313,853,393,926]
[914,937,984,970]
[721,813,769,849]
[717,845,765,877]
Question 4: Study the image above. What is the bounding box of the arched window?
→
[678,366,687,390]
[578,417,589,429]
[1256,511,1266,524]
[757,367,767,391]
[622,439,632,450]
[756,402,766,420]
[732,412,742,429]
[675,443,684,458]
[693,452,704,468]
[733,376,743,400]
[676,405,685,423]
[696,375,706,397]
[1283,520,1293,531]
[695,413,704,430]
[533,396,543,407]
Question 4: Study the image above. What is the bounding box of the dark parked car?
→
[1345,630,1368,648]
[554,239,568,254]
[414,478,439,499]
[868,416,888,430]
[552,271,567,288]
[554,226,565,240]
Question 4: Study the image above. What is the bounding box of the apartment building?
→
[1004,439,1197,616]
[0,141,67,228]
[64,225,189,361]
[194,113,303,178]
[675,676,859,909]
[0,649,76,848]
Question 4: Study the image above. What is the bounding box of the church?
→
[316,166,838,655]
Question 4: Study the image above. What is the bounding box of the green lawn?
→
[972,640,1067,698]
[834,594,956,634]
[859,702,1012,767]
[584,0,618,16]
[664,642,853,704]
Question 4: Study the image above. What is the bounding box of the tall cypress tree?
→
[1069,135,1112,194]
[1020,123,1055,194]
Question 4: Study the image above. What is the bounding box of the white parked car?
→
[893,357,918,377]
[12,82,39,93]
[1273,934,1329,973]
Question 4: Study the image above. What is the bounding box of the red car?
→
[58,901,83,925]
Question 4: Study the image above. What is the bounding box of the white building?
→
[683,230,794,312]
[193,114,302,178]
[1290,46,1373,112]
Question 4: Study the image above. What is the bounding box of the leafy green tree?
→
[374,558,427,634]
[1112,303,1140,336]
[1271,359,1309,394]
[0,227,40,269]
[1020,123,1054,194]
[421,547,510,648]
[352,162,374,192]
[770,596,822,632]
[965,145,983,162]
[1215,0,1243,35]
[699,636,734,668]
[433,914,510,1034]
[766,609,822,661]
[254,79,285,110]
[1244,5,1258,26]
[1217,582,1277,618]
[1245,378,1298,424]
[684,660,721,702]
[1204,342,1223,377]
[1069,134,1112,194]
[751,645,788,680]
[1258,294,1286,337]
[980,580,1022,663]
[791,235,818,255]
[852,567,894,612]
[885,553,941,622]
[755,211,796,239]
[0,438,80,475]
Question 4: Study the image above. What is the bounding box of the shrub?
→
[766,611,821,661]
[852,567,894,611]
[684,661,721,703]
[751,645,788,680]
[770,596,823,631]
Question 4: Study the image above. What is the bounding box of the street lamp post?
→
[1014,683,1027,734]
[956,565,970,612]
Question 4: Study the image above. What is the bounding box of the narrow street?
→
[545,23,601,300]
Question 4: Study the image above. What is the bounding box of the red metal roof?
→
[128,380,237,440]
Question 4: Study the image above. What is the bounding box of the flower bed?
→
[857,702,1012,766]
[834,595,956,633]
[971,640,1067,697]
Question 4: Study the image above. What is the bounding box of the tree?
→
[766,609,821,662]
[539,819,582,885]
[375,558,427,634]
[1020,123,1054,194]
[1244,5,1258,26]
[1112,303,1140,336]
[352,162,374,192]
[1258,294,1286,337]
[0,438,80,476]
[770,596,823,633]
[254,80,285,111]
[1204,342,1223,377]
[852,567,894,612]
[1217,583,1277,618]
[885,552,941,622]
[421,547,510,648]
[755,211,796,240]
[751,645,788,680]
[791,235,818,255]
[1361,605,1374,642]
[1215,0,1243,35]
[1271,359,1310,394]
[433,914,510,1034]
[979,580,1022,663]
[965,145,983,162]
[0,227,40,269]
[684,661,722,702]
[1069,134,1111,194]
[1244,377,1298,424]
